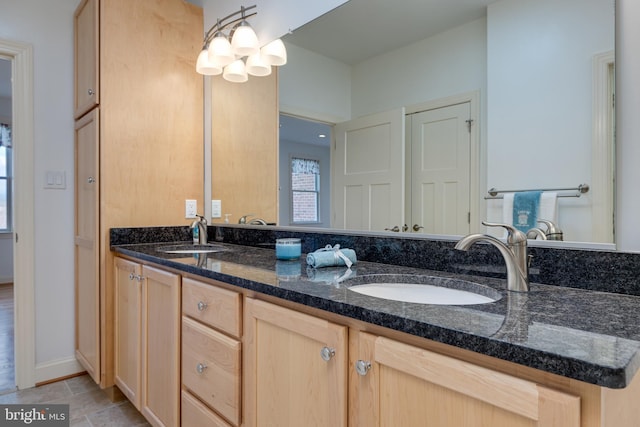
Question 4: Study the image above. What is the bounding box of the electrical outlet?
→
[185,199,197,218]
[211,200,222,218]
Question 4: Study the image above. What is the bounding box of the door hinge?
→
[465,119,473,133]
[467,212,471,224]
[15,233,18,243]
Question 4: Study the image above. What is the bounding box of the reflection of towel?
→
[306,244,357,268]
[503,192,558,233]
[306,266,354,284]
[512,191,542,232]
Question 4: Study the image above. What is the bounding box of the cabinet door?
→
[74,109,99,383]
[244,298,348,427]
[140,265,181,427]
[114,257,142,408]
[350,331,580,427]
[74,0,99,118]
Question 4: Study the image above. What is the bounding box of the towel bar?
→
[485,184,589,200]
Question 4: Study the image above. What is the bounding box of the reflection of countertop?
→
[113,241,640,389]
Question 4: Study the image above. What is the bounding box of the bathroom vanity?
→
[110,226,640,427]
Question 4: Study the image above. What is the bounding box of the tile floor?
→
[0,375,150,426]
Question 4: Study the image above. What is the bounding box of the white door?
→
[410,102,471,235]
[333,109,404,231]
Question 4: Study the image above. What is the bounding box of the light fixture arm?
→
[202,5,257,49]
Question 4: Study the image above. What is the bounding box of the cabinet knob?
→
[87,177,95,184]
[355,360,372,376]
[320,346,335,362]
[129,272,135,281]
[88,88,94,95]
[197,301,208,312]
[196,363,207,374]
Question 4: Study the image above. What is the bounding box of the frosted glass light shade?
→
[261,39,287,66]
[246,53,272,77]
[223,59,248,83]
[231,21,259,56]
[208,34,235,67]
[196,49,222,75]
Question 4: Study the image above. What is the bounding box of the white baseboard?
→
[35,356,85,384]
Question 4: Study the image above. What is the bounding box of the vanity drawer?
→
[182,277,242,337]
[181,390,232,427]
[182,316,241,426]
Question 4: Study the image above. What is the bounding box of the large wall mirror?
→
[212,0,616,246]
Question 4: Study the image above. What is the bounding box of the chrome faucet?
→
[190,215,208,245]
[455,221,530,292]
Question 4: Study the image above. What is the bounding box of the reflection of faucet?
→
[455,221,530,292]
[537,219,563,241]
[238,214,254,224]
[238,214,267,225]
[526,227,547,240]
[190,215,208,245]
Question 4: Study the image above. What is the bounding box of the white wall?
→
[351,18,487,119]
[486,0,614,242]
[616,0,640,252]
[279,43,351,123]
[0,0,80,376]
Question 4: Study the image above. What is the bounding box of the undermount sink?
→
[346,274,501,306]
[157,244,228,254]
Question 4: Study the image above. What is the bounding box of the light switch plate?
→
[44,171,66,189]
[211,200,222,218]
[185,199,197,218]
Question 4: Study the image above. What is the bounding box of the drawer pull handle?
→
[355,360,372,376]
[196,363,207,374]
[320,346,335,362]
[197,301,208,312]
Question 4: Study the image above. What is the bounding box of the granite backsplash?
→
[110,225,640,296]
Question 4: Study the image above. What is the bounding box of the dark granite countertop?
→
[112,240,640,389]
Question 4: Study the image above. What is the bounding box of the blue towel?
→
[512,191,542,233]
[306,244,357,268]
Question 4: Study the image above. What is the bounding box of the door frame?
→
[591,50,615,243]
[0,38,36,390]
[405,91,481,234]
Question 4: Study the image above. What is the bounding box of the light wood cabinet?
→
[140,265,181,427]
[349,330,580,427]
[181,390,232,427]
[113,257,142,408]
[113,258,181,427]
[73,0,203,389]
[74,109,100,384]
[74,0,99,119]
[243,298,348,427]
[181,278,242,427]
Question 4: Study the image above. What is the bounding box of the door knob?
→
[384,226,400,232]
[355,360,372,376]
[320,346,335,361]
[413,224,424,232]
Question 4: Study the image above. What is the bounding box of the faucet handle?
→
[481,221,527,244]
[196,214,207,224]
